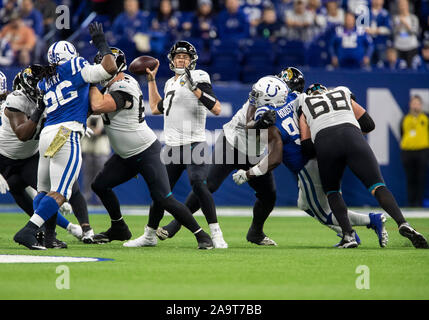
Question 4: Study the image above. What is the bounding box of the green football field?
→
[1,212,428,300]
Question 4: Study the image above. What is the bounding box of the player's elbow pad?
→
[358,112,375,133]
[301,139,316,159]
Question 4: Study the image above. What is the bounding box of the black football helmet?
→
[17,65,46,100]
[277,67,305,93]
[167,40,198,73]
[94,47,127,72]
[305,83,328,95]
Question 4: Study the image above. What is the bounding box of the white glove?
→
[85,127,94,138]
[232,169,249,185]
[0,174,9,194]
[59,202,73,215]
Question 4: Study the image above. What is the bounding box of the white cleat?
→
[211,233,228,249]
[67,223,82,240]
[82,229,95,244]
[123,226,158,247]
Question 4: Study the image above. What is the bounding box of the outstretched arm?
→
[233,126,283,185]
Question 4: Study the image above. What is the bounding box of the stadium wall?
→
[1,67,428,207]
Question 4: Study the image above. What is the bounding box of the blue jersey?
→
[255,93,308,174]
[38,57,90,127]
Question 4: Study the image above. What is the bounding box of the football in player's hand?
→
[129,56,158,75]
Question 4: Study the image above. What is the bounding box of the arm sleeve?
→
[109,90,134,110]
[358,112,375,133]
[301,138,316,159]
[80,63,113,84]
[157,99,164,114]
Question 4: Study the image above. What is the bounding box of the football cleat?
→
[368,213,388,247]
[335,231,361,247]
[67,223,83,240]
[398,223,429,249]
[123,226,158,247]
[211,233,228,249]
[247,228,277,246]
[14,227,46,250]
[336,231,359,248]
[93,224,132,243]
[45,237,68,249]
[196,230,214,250]
[156,227,169,241]
[81,229,95,244]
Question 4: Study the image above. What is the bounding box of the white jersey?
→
[161,69,210,146]
[299,86,360,142]
[0,90,43,160]
[223,100,267,156]
[103,74,157,158]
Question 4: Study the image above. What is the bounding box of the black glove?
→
[185,67,197,91]
[89,22,111,57]
[30,96,46,123]
[254,110,276,129]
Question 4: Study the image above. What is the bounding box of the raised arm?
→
[351,99,375,134]
[146,60,163,115]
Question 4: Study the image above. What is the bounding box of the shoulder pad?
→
[191,69,211,84]
[5,90,30,112]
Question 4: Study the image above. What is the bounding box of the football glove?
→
[30,96,46,123]
[0,174,9,194]
[84,127,94,138]
[89,22,111,57]
[59,202,73,215]
[232,169,249,185]
[254,110,276,129]
[184,67,198,91]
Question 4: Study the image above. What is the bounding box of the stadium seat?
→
[275,39,306,68]
[241,39,276,82]
[209,39,242,81]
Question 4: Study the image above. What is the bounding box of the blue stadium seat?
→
[275,39,306,68]
[209,39,242,81]
[241,39,276,83]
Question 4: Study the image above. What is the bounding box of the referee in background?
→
[400,95,429,207]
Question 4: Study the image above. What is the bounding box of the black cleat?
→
[14,227,46,250]
[195,230,213,250]
[399,223,429,249]
[246,228,277,246]
[36,231,45,246]
[336,231,359,249]
[93,224,132,243]
[45,237,68,249]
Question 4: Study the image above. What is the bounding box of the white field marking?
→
[1,205,429,218]
[0,255,113,264]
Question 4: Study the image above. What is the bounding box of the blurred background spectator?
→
[329,11,373,69]
[400,95,429,207]
[216,0,250,40]
[366,0,391,65]
[0,10,35,66]
[81,116,111,205]
[392,0,420,68]
[0,0,428,75]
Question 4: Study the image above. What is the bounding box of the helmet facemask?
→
[168,41,198,75]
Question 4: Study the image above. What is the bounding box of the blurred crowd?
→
[1,0,429,81]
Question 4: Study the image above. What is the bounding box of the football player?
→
[1,67,93,248]
[233,74,389,248]
[13,22,118,250]
[298,83,428,248]
[0,71,10,195]
[146,40,226,248]
[157,73,283,247]
[88,48,213,249]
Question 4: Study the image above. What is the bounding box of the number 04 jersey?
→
[103,74,157,159]
[298,86,360,142]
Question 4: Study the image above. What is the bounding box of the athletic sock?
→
[327,192,353,234]
[94,188,123,221]
[45,212,57,238]
[147,201,164,230]
[33,192,46,211]
[111,217,127,227]
[56,213,70,229]
[69,189,90,225]
[29,195,59,227]
[374,186,406,226]
[184,191,201,214]
[251,198,274,234]
[329,210,371,227]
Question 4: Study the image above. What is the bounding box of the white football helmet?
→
[250,76,290,107]
[0,71,6,95]
[47,40,79,65]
